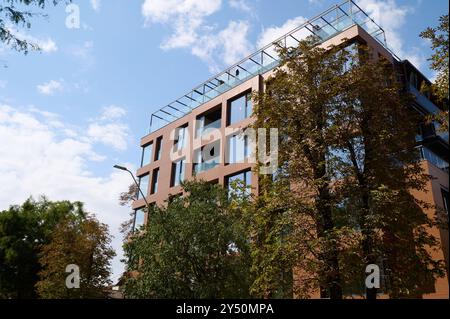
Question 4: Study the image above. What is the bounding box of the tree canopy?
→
[0,197,115,299]
[123,180,253,299]
[420,14,449,132]
[251,38,445,299]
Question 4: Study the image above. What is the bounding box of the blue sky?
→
[0,0,448,282]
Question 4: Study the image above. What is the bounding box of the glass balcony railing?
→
[194,160,220,174]
[148,0,395,133]
[408,84,441,115]
[196,119,222,137]
[419,146,449,173]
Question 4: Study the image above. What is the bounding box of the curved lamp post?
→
[113,165,150,233]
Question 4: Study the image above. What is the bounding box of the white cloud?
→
[11,31,58,53]
[219,21,253,65]
[90,0,101,11]
[100,105,127,121]
[3,26,58,53]
[37,80,64,95]
[86,105,130,151]
[190,20,253,72]
[87,122,130,151]
[37,38,58,53]
[142,0,221,24]
[142,0,254,71]
[229,0,252,13]
[356,0,425,68]
[143,0,222,51]
[257,16,308,49]
[0,104,133,283]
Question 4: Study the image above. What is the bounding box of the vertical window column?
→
[171,158,185,187]
[138,174,149,199]
[151,168,160,195]
[228,92,252,125]
[154,136,163,161]
[141,143,153,167]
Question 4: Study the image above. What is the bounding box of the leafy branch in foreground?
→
[0,0,69,53]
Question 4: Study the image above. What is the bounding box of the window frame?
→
[227,91,252,126]
[141,142,153,167]
[138,173,150,199]
[154,136,163,161]
[171,158,185,187]
[151,168,159,195]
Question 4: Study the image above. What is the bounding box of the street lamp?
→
[113,165,150,232]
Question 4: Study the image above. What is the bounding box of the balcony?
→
[194,160,220,174]
[408,83,441,115]
[197,118,222,137]
[193,141,221,174]
[419,146,449,173]
[196,107,222,137]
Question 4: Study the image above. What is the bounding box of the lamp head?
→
[113,165,128,171]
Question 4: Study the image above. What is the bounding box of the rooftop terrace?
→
[148,0,397,133]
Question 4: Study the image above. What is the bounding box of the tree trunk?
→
[319,186,343,299]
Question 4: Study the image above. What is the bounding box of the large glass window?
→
[141,143,153,167]
[171,158,185,187]
[193,141,221,174]
[174,125,187,152]
[196,106,221,137]
[226,134,249,164]
[225,170,252,195]
[228,92,252,125]
[134,208,145,230]
[151,168,159,194]
[138,174,149,199]
[154,136,163,161]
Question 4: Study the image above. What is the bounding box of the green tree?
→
[251,39,445,299]
[0,0,69,54]
[333,47,444,298]
[123,180,253,299]
[35,213,115,299]
[252,38,349,299]
[420,14,449,132]
[0,197,86,298]
[118,183,138,239]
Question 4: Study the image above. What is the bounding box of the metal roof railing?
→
[148,0,396,133]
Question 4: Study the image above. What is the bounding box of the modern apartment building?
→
[131,0,449,298]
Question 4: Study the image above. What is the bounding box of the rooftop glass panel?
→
[148,0,397,133]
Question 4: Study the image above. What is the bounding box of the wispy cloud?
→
[192,20,254,72]
[99,105,128,121]
[68,41,95,69]
[90,0,101,11]
[87,105,130,151]
[229,0,252,13]
[5,28,58,53]
[37,79,64,95]
[257,16,308,49]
